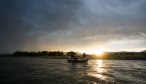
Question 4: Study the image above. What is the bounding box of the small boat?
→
[67,52,88,63]
[67,58,88,63]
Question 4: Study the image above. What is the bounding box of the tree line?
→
[105,51,146,60]
[13,50,146,60]
[13,51,78,56]
[14,51,64,56]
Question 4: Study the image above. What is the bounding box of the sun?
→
[95,50,104,56]
[86,49,104,56]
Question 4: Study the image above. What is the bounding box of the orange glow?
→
[95,49,104,56]
[86,49,104,57]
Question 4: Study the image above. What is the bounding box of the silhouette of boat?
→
[67,58,88,63]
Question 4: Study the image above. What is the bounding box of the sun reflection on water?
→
[88,60,108,80]
[96,60,103,68]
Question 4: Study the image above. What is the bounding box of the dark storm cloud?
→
[0,0,83,52]
[0,0,146,53]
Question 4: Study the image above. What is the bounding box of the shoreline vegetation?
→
[0,50,146,60]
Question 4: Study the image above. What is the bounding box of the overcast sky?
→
[0,0,146,53]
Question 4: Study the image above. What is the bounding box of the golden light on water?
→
[88,60,108,80]
[96,60,103,68]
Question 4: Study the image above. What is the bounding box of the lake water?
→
[0,57,146,84]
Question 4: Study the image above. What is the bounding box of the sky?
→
[0,0,146,53]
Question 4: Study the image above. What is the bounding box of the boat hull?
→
[67,59,88,63]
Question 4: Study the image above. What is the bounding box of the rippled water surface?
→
[0,57,146,84]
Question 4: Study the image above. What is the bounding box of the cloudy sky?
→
[0,0,146,53]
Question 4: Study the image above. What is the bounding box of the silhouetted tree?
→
[67,51,76,56]
[13,51,64,56]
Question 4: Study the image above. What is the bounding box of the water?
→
[0,57,146,84]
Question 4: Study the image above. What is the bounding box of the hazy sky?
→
[0,0,146,53]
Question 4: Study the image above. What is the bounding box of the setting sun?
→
[95,50,104,56]
[86,49,104,56]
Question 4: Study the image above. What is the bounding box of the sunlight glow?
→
[96,49,104,56]
[86,49,104,56]
[88,60,108,80]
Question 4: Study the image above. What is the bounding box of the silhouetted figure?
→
[69,54,76,60]
[74,56,77,61]
[71,54,74,59]
[83,52,86,58]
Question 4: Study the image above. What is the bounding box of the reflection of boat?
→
[67,58,88,63]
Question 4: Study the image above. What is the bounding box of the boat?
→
[67,58,88,63]
[67,52,88,63]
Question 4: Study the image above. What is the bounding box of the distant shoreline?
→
[1,54,146,60]
[0,54,67,59]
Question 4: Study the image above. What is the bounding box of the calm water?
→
[0,57,146,84]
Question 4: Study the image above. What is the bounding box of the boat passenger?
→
[74,56,78,61]
[70,54,73,58]
[83,52,86,59]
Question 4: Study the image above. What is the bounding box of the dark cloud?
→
[0,0,83,52]
[0,0,146,53]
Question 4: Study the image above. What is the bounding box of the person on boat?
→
[82,52,88,60]
[71,54,74,59]
[73,56,78,61]
[70,54,77,61]
[83,52,86,58]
